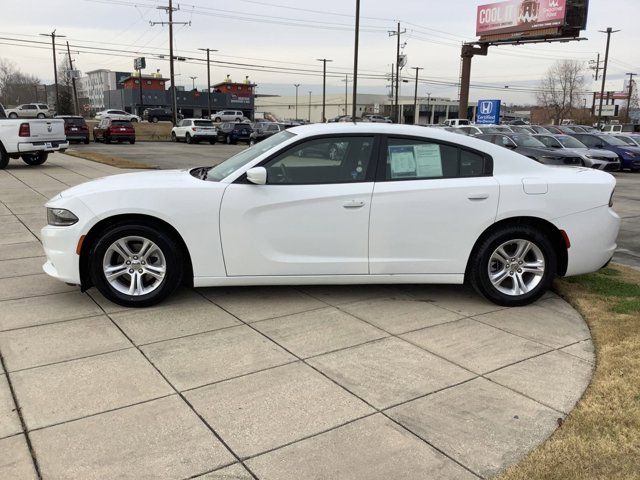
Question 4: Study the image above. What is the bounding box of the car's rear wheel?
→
[129,139,135,144]
[171,132,177,142]
[185,133,193,144]
[0,148,9,169]
[469,225,556,307]
[8,113,17,119]
[226,136,232,145]
[89,224,183,308]
[21,152,48,166]
[37,113,45,119]
[214,117,221,122]
[152,116,159,123]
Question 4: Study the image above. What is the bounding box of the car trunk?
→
[26,119,65,140]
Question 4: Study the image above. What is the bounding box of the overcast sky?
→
[1,0,637,105]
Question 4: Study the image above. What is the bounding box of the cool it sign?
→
[476,0,567,36]
[476,100,501,125]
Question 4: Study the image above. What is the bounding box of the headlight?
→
[47,208,78,226]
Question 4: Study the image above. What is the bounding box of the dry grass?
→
[86,120,173,141]
[64,150,156,170]
[497,264,640,480]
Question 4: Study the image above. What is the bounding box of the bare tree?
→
[537,59,586,124]
[0,58,41,107]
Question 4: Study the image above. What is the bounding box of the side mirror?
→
[246,167,267,185]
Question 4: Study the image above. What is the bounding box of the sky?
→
[0,0,638,105]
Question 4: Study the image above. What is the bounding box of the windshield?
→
[478,127,500,133]
[555,135,586,148]
[207,130,296,181]
[512,134,545,147]
[537,136,562,148]
[600,135,628,146]
[194,120,213,127]
[614,136,637,146]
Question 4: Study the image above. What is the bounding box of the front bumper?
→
[18,140,69,153]
[554,205,621,277]
[41,224,82,284]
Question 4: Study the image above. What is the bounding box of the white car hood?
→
[58,169,202,198]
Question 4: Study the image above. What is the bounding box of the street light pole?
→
[308,91,312,122]
[625,72,637,123]
[352,0,360,121]
[316,58,332,122]
[596,27,620,127]
[294,84,300,120]
[40,30,65,114]
[411,67,423,125]
[189,76,197,90]
[426,92,432,124]
[198,48,218,118]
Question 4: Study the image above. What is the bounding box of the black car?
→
[217,122,253,145]
[476,133,582,166]
[250,122,285,145]
[142,108,173,123]
[55,115,90,144]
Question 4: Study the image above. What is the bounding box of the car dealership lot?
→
[0,153,604,479]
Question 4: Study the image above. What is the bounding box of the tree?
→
[536,60,586,124]
[0,58,41,107]
[55,56,75,115]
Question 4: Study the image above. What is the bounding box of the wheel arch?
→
[465,216,568,280]
[79,213,194,291]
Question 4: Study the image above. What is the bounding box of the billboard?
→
[476,0,567,37]
[476,100,501,124]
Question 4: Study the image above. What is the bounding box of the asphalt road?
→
[67,141,640,269]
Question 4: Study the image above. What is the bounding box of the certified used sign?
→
[476,100,501,125]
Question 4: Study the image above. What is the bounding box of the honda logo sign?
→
[476,99,501,124]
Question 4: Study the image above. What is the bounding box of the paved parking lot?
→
[0,154,598,479]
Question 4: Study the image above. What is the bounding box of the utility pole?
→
[316,58,332,122]
[426,92,432,124]
[388,23,406,123]
[65,41,79,116]
[198,48,218,118]
[389,63,394,116]
[342,75,348,114]
[589,53,602,81]
[625,72,637,123]
[189,76,197,90]
[411,67,423,125]
[151,0,191,125]
[308,91,312,122]
[596,28,620,127]
[40,30,65,114]
[294,84,300,120]
[352,0,360,122]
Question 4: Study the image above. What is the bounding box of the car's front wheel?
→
[89,224,183,308]
[469,225,556,307]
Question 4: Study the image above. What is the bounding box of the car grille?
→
[563,156,582,165]
[604,163,621,171]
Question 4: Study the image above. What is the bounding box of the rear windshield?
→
[511,134,545,148]
[194,120,213,127]
[112,120,132,126]
[64,117,86,126]
[233,124,251,130]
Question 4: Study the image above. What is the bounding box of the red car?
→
[93,119,136,144]
[56,115,90,144]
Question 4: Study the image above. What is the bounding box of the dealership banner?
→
[476,0,567,36]
[476,100,501,125]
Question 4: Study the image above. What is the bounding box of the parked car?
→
[211,110,244,122]
[216,122,253,145]
[0,104,68,169]
[533,134,620,171]
[93,119,136,144]
[5,103,53,119]
[363,114,392,123]
[56,116,90,144]
[569,133,640,171]
[250,122,285,145]
[529,125,552,134]
[143,108,173,123]
[610,134,640,148]
[41,123,620,309]
[457,125,505,136]
[443,119,471,127]
[327,115,350,123]
[600,124,640,134]
[510,125,537,134]
[476,133,582,166]
[171,119,217,144]
[94,110,140,123]
[543,125,563,134]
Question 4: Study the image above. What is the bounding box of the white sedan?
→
[41,124,620,308]
[94,109,141,123]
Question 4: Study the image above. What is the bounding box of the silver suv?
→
[211,110,244,122]
[5,104,52,119]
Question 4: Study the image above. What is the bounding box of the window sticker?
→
[414,144,443,177]
[389,146,417,178]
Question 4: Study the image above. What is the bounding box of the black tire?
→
[8,113,17,119]
[171,132,177,142]
[214,117,221,122]
[249,139,256,146]
[185,133,193,144]
[209,139,216,145]
[468,225,557,307]
[0,147,9,169]
[226,136,232,145]
[89,223,184,308]
[235,118,241,122]
[151,116,159,123]
[83,137,90,144]
[131,118,138,123]
[37,113,45,119]
[129,139,135,144]
[105,136,111,144]
[21,152,48,166]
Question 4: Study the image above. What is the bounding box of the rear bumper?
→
[17,140,69,153]
[554,206,621,276]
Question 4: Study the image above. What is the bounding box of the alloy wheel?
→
[488,239,545,296]
[102,235,166,296]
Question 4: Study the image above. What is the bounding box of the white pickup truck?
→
[0,104,68,169]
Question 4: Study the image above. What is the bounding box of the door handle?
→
[467,193,489,201]
[343,200,365,209]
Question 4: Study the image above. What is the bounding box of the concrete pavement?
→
[0,154,596,479]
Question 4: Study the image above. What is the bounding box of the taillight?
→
[19,123,30,137]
